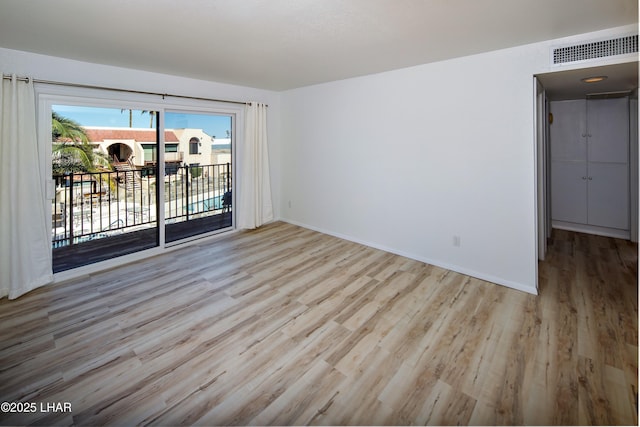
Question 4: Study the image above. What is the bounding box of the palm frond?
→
[52,111,89,143]
[52,144,93,173]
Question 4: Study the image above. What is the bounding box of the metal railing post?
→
[184,165,189,221]
[68,172,74,246]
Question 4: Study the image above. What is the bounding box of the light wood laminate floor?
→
[0,222,637,425]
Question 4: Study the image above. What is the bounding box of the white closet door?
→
[588,163,629,229]
[551,161,588,224]
[587,98,629,230]
[588,98,629,163]
[550,98,630,236]
[550,100,587,161]
[550,100,588,225]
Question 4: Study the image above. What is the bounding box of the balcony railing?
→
[165,163,232,223]
[52,163,232,249]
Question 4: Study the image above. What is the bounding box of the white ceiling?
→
[0,0,637,91]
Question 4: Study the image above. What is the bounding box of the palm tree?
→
[120,109,133,127]
[52,112,110,174]
[120,109,155,128]
[141,110,156,128]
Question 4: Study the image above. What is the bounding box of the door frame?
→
[37,84,243,281]
[534,77,549,262]
[534,74,639,282]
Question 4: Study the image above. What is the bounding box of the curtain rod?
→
[2,74,264,107]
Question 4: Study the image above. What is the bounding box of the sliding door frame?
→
[163,108,237,246]
[36,84,242,281]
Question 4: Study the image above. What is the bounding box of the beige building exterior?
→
[83,127,228,170]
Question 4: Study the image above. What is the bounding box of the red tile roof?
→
[84,128,179,143]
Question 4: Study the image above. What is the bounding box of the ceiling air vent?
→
[552,34,638,65]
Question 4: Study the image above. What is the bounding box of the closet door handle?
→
[582,176,587,180]
[588,177,593,180]
[582,133,587,137]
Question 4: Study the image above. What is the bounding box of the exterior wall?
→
[171,128,214,166]
[90,128,229,171]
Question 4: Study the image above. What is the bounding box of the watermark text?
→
[1,401,72,413]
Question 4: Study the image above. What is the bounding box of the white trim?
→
[281,218,538,295]
[534,76,546,284]
[630,97,638,243]
[552,220,630,239]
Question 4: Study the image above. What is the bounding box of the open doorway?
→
[534,61,638,283]
[107,143,133,163]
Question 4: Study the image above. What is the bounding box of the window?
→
[142,144,156,162]
[49,105,159,272]
[40,94,236,274]
[189,137,199,154]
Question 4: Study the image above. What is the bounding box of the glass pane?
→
[164,112,232,242]
[51,105,159,272]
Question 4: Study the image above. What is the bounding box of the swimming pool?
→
[187,195,224,213]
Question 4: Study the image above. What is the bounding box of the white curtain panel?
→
[0,74,52,299]
[238,102,273,229]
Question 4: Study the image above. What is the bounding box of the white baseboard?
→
[279,217,538,296]
[552,220,630,239]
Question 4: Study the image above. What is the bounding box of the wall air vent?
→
[552,34,637,65]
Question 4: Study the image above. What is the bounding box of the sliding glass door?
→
[164,112,233,243]
[46,102,234,273]
[50,105,159,272]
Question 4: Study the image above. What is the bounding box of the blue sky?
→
[53,105,232,139]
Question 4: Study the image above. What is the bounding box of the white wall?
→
[279,25,637,294]
[2,24,635,293]
[0,46,283,219]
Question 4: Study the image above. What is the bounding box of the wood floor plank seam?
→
[0,222,636,426]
